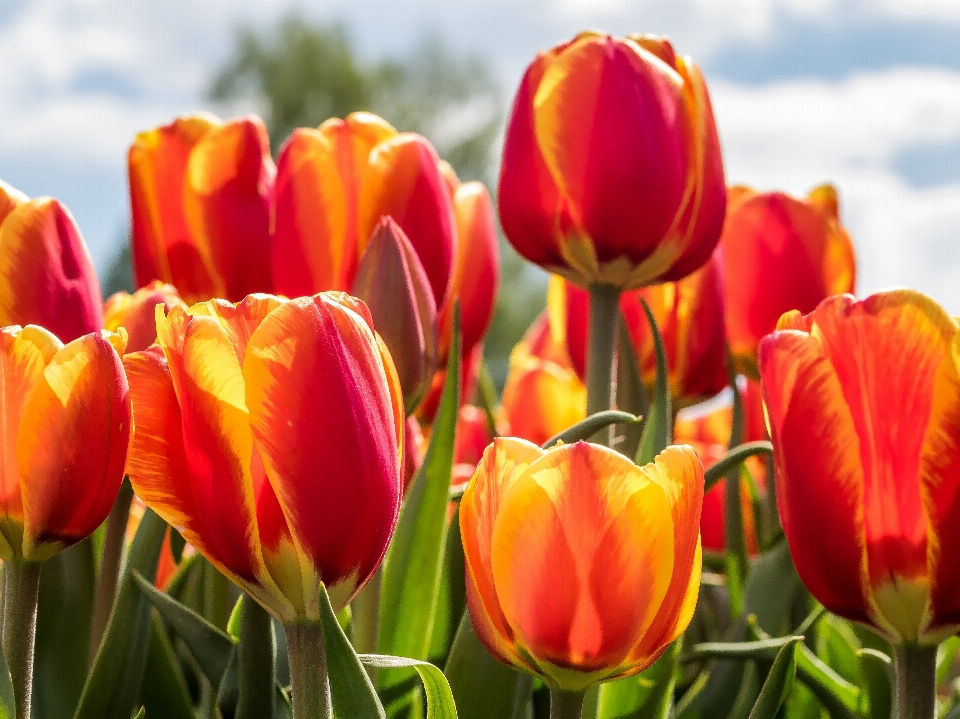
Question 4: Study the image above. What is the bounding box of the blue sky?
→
[3,0,960,309]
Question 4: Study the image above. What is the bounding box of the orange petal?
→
[103,281,185,354]
[186,294,286,367]
[502,355,586,447]
[18,332,129,560]
[0,179,28,226]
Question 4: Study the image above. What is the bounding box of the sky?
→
[2,0,960,309]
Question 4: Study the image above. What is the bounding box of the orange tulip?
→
[548,251,727,406]
[0,180,104,343]
[461,439,702,690]
[128,114,275,304]
[104,281,187,354]
[720,184,856,377]
[759,290,960,644]
[271,112,456,308]
[499,33,725,290]
[124,292,404,619]
[0,325,130,561]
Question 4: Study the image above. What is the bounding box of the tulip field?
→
[0,28,956,719]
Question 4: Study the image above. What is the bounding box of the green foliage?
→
[635,296,672,466]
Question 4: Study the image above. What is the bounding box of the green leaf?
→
[444,611,531,719]
[725,365,748,598]
[0,635,14,719]
[318,584,385,719]
[227,594,244,640]
[378,310,460,680]
[541,411,640,450]
[857,649,892,719]
[274,684,293,719]
[235,595,276,719]
[132,569,236,687]
[703,442,774,493]
[428,504,467,667]
[139,614,194,719]
[816,616,861,688]
[131,709,144,719]
[597,639,679,719]
[169,528,186,565]
[73,508,167,719]
[33,539,95,719]
[685,637,801,663]
[615,313,647,460]
[361,655,457,719]
[747,638,800,719]
[635,297,671,466]
[476,360,501,439]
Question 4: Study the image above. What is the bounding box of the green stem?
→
[205,558,232,630]
[894,644,937,719]
[285,620,332,719]
[586,283,622,446]
[550,688,586,719]
[237,596,276,719]
[89,478,133,664]
[2,560,42,719]
[351,566,381,680]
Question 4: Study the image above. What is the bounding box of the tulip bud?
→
[461,439,703,691]
[352,217,439,414]
[103,281,187,354]
[0,182,104,343]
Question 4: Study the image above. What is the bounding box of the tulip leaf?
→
[615,314,648,459]
[703,442,774,492]
[685,637,802,663]
[169,527,186,565]
[477,360,501,439]
[635,297,671,466]
[132,569,236,688]
[73,508,167,719]
[857,649,892,719]
[444,611,532,719]
[139,614,195,719]
[0,642,13,719]
[318,584,386,719]
[541,410,640,450]
[747,638,800,719]
[428,504,467,667]
[132,709,144,719]
[235,595,276,719]
[379,311,461,677]
[361,655,457,719]
[597,639,679,719]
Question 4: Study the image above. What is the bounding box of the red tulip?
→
[103,281,186,354]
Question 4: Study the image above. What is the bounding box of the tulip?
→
[499,33,725,292]
[721,184,856,377]
[0,324,130,718]
[124,292,403,716]
[461,439,702,710]
[759,290,960,717]
[0,180,104,343]
[452,405,495,488]
[104,281,187,354]
[128,114,275,304]
[352,217,438,413]
[272,112,456,308]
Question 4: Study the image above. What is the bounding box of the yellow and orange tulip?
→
[128,114,275,304]
[124,292,404,620]
[759,290,960,644]
[0,180,104,343]
[104,281,187,354]
[720,184,856,377]
[461,439,703,690]
[499,33,726,290]
[0,325,130,562]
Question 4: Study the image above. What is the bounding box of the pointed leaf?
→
[635,297,671,466]
[428,504,467,666]
[139,614,195,719]
[747,638,800,719]
[686,637,801,663]
[236,595,276,719]
[132,569,236,687]
[541,410,640,450]
[616,314,647,459]
[703,442,774,492]
[476,360,501,439]
[361,655,457,719]
[598,639,679,719]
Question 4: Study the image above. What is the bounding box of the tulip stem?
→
[894,644,937,719]
[549,688,586,719]
[2,559,42,719]
[89,477,133,664]
[285,620,332,719]
[351,566,382,679]
[586,283,622,446]
[237,595,276,718]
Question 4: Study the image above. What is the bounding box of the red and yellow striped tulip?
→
[499,33,725,290]
[721,184,856,378]
[128,114,275,304]
[0,180,104,343]
[759,290,960,644]
[0,325,130,561]
[271,112,456,308]
[461,439,703,690]
[124,292,404,619]
[104,281,187,354]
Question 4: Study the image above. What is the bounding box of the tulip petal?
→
[18,333,129,560]
[502,357,586,447]
[187,295,286,367]
[0,179,28,226]
[492,442,674,679]
[244,294,403,614]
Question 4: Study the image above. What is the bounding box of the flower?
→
[721,184,856,378]
[0,180,103,343]
[128,114,275,304]
[124,292,404,619]
[759,290,960,644]
[0,325,130,562]
[461,439,702,690]
[103,281,187,354]
[499,32,725,290]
